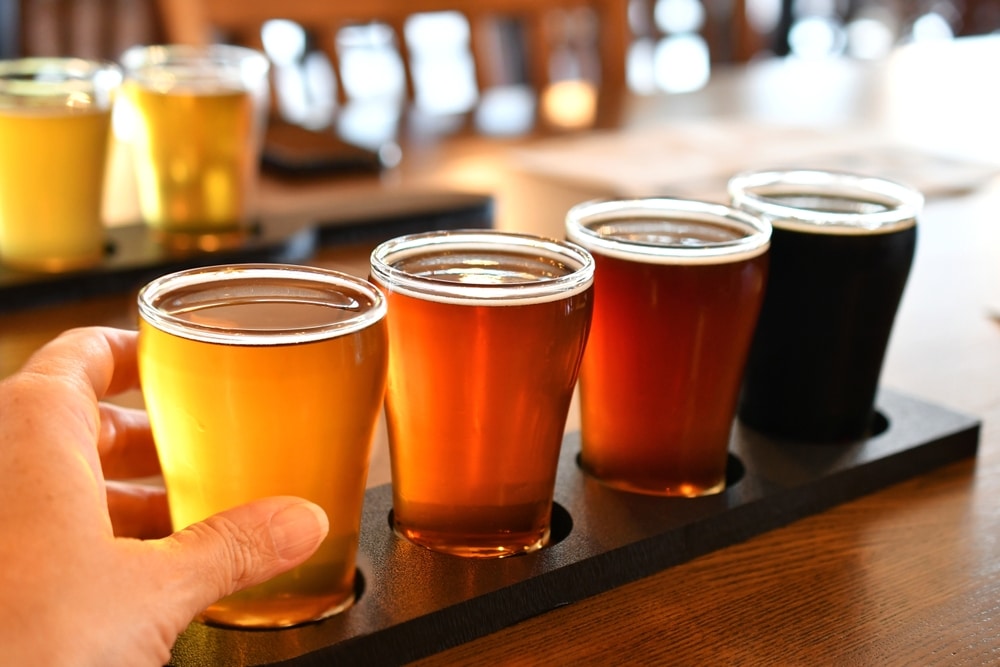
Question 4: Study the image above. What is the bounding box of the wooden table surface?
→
[4,37,1000,665]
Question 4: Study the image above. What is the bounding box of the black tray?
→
[169,388,980,666]
[0,191,493,313]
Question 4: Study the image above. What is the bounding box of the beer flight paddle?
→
[112,182,979,665]
[169,388,979,665]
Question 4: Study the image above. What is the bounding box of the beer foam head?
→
[0,57,122,111]
[565,198,771,265]
[370,230,595,306]
[120,44,269,95]
[138,264,386,345]
[728,169,923,235]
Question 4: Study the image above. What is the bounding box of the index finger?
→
[1,327,141,526]
[19,326,139,402]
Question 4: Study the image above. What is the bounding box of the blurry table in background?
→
[4,35,1000,665]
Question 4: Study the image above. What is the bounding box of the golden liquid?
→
[138,299,387,628]
[377,247,593,557]
[0,107,110,271]
[125,82,255,236]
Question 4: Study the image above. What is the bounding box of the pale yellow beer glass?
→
[120,45,269,248]
[138,264,388,628]
[0,58,121,271]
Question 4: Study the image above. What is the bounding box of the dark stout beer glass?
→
[566,199,770,497]
[370,230,594,557]
[729,169,923,442]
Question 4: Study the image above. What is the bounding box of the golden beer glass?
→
[0,58,121,271]
[370,230,595,558]
[566,199,771,497]
[120,45,269,248]
[137,264,388,628]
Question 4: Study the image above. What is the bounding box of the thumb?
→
[163,496,329,617]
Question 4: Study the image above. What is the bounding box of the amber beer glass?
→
[137,264,387,628]
[729,169,922,442]
[370,230,594,557]
[566,199,771,497]
[120,45,269,246]
[0,58,121,271]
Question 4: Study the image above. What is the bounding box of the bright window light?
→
[653,34,709,93]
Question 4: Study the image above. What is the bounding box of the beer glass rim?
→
[0,57,122,106]
[727,169,923,233]
[564,197,771,264]
[119,43,270,83]
[137,263,386,345]
[369,229,595,305]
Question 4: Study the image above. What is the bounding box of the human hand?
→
[0,327,329,666]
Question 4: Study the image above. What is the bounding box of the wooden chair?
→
[156,0,631,108]
[9,0,164,60]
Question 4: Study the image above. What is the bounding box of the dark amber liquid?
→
[578,222,768,497]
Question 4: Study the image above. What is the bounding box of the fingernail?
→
[268,502,329,561]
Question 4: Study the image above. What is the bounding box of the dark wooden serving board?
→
[169,388,980,667]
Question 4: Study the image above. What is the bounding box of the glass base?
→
[394,524,550,559]
[579,458,727,498]
[591,476,726,498]
[197,590,356,629]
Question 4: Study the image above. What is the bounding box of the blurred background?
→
[2,0,997,142]
[7,2,997,78]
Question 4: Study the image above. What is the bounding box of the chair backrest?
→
[157,0,630,113]
[11,0,164,60]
